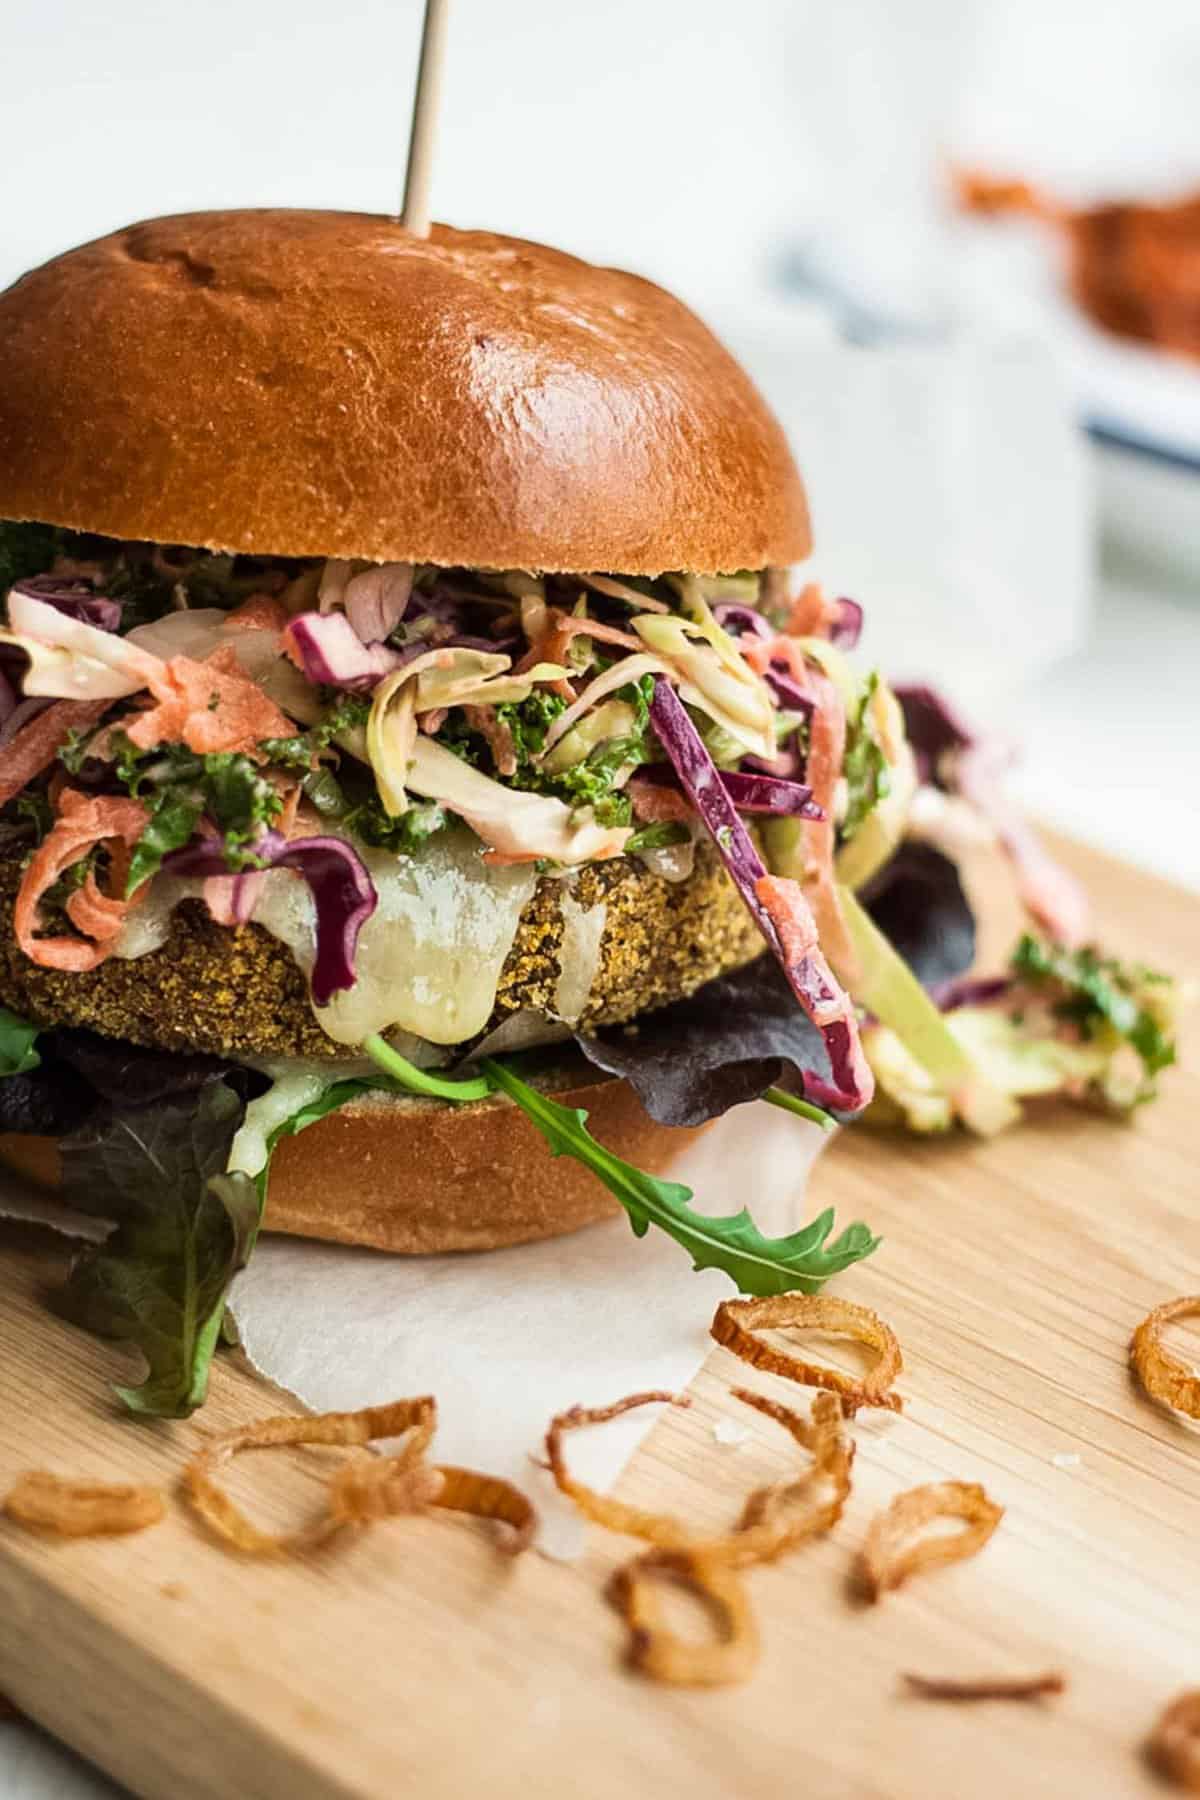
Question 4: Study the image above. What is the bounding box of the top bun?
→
[0,210,810,575]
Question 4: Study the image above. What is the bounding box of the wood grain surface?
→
[0,834,1196,1800]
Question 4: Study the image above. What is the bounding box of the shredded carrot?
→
[14,790,150,971]
[0,699,112,811]
[552,613,643,654]
[756,873,875,1103]
[463,704,518,778]
[741,640,857,981]
[785,583,842,639]
[222,594,290,635]
[512,610,589,700]
[627,777,693,825]
[126,645,292,755]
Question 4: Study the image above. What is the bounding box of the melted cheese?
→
[553,893,607,1024]
[249,826,538,1046]
[228,1064,335,1179]
[112,875,206,958]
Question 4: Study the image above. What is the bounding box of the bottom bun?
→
[0,1060,705,1254]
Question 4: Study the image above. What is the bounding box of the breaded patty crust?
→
[0,841,761,1059]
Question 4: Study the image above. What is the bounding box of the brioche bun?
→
[0,1058,703,1253]
[0,210,810,575]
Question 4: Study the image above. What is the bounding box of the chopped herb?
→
[259,693,371,772]
[110,739,283,890]
[343,794,448,856]
[625,820,689,853]
[14,790,54,843]
[1011,934,1178,1092]
[841,671,891,841]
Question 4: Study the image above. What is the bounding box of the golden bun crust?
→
[0,210,810,575]
[0,1063,704,1253]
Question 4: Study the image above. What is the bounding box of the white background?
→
[2,1,1199,1792]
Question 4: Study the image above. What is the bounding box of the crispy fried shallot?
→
[183,1397,437,1556]
[1131,1297,1200,1420]
[429,1466,537,1555]
[859,1480,1004,1601]
[608,1550,760,1687]
[3,1470,165,1537]
[183,1398,537,1559]
[902,1670,1065,1703]
[712,1293,903,1416]
[1149,1691,1200,1791]
[545,1386,852,1568]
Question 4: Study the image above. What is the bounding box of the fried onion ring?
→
[711,1294,903,1416]
[903,1670,1065,1702]
[1149,1691,1200,1791]
[607,1550,760,1687]
[430,1466,537,1555]
[184,1397,437,1556]
[545,1386,852,1567]
[3,1471,165,1537]
[859,1480,1004,1601]
[1131,1297,1200,1421]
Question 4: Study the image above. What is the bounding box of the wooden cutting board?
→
[0,834,1197,1800]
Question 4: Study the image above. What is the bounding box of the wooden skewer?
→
[401,0,450,237]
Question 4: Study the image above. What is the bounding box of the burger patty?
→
[0,841,762,1060]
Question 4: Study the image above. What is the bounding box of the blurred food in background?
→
[955,173,1200,363]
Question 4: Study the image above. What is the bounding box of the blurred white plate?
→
[952,223,1200,580]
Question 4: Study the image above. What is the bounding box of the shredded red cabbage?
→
[828,597,864,650]
[164,829,377,1004]
[762,656,815,715]
[649,678,870,1112]
[711,603,773,640]
[11,576,122,634]
[283,612,405,690]
[931,974,1012,1012]
[718,770,823,818]
[894,683,1090,948]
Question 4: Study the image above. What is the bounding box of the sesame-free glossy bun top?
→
[0,209,811,573]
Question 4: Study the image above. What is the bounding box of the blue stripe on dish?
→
[1087,421,1200,475]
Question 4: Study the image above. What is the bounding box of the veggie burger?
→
[0,210,1178,1416]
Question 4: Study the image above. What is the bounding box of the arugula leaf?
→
[0,1007,41,1075]
[1011,933,1178,1089]
[479,1057,878,1294]
[57,1082,258,1416]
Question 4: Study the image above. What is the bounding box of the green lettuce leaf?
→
[57,1082,259,1417]
[0,1007,41,1075]
[479,1057,877,1294]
